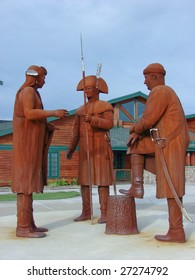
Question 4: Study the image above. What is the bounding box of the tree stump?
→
[105,195,139,235]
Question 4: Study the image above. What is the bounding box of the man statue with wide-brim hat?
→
[67,75,114,223]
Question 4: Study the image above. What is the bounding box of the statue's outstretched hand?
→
[55,109,69,119]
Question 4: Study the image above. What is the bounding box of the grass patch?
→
[0,191,80,201]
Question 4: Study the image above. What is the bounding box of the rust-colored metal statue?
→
[12,65,68,238]
[119,63,190,243]
[67,75,114,223]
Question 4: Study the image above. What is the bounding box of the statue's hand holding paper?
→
[54,109,69,119]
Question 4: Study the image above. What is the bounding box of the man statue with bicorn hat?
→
[119,63,190,243]
[67,75,114,223]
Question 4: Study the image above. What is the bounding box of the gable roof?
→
[0,92,147,136]
[108,91,147,104]
[0,91,195,141]
[186,114,195,120]
[48,91,147,122]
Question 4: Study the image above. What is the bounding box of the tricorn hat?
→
[77,75,108,94]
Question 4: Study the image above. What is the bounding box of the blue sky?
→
[0,0,194,119]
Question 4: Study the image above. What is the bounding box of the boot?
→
[97,186,109,224]
[119,154,144,198]
[31,217,48,232]
[155,198,186,243]
[16,193,46,238]
[31,197,48,232]
[74,186,91,222]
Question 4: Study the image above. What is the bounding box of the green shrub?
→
[48,178,78,187]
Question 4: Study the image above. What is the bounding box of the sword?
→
[150,128,193,223]
[80,34,94,224]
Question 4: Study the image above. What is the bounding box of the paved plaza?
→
[0,184,195,260]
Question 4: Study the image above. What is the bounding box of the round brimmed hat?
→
[143,63,166,76]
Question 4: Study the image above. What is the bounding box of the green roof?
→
[1,91,195,150]
[108,91,147,104]
[0,109,77,136]
[110,126,194,151]
[47,108,77,122]
[0,92,147,136]
[0,120,13,136]
[186,114,195,120]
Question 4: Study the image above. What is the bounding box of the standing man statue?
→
[67,75,114,223]
[12,65,68,238]
[120,63,190,243]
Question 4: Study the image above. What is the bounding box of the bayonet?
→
[96,62,102,89]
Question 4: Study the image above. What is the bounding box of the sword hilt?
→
[150,128,165,141]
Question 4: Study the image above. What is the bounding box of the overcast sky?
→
[0,0,194,120]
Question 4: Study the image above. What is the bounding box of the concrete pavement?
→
[0,184,195,260]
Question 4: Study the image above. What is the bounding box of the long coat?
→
[130,85,189,198]
[127,134,156,174]
[12,87,52,194]
[68,99,114,186]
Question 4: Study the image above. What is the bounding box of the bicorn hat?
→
[77,75,108,94]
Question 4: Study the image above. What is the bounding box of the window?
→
[118,100,146,122]
[137,101,145,119]
[48,152,59,178]
[122,101,135,118]
[119,109,131,122]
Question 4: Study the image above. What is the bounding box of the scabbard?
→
[158,148,193,222]
[150,128,193,223]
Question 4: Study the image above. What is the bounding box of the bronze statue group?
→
[12,63,190,243]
